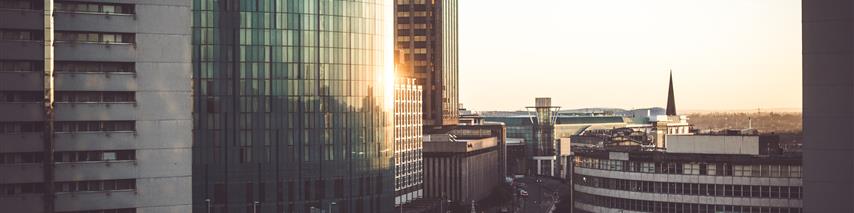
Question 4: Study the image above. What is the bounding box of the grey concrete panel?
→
[55,132,139,151]
[136,148,192,178]
[0,133,43,153]
[0,164,44,184]
[136,92,191,121]
[0,41,42,60]
[136,62,192,91]
[55,43,136,62]
[0,103,43,121]
[54,161,139,182]
[136,4,192,35]
[55,12,137,33]
[0,72,41,91]
[55,103,138,121]
[55,73,137,91]
[135,34,190,63]
[0,9,42,30]
[0,195,44,213]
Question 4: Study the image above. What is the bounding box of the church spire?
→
[666,70,677,116]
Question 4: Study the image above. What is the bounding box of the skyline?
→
[459,0,802,111]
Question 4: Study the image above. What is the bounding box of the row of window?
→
[55,31,134,44]
[0,150,135,165]
[55,1,135,14]
[56,179,136,193]
[574,156,802,178]
[58,209,136,213]
[0,121,135,134]
[575,175,802,199]
[1,91,135,103]
[1,179,135,196]
[0,30,135,43]
[575,192,801,213]
[0,0,134,15]
[0,61,135,73]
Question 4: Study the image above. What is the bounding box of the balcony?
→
[0,194,44,213]
[55,131,138,151]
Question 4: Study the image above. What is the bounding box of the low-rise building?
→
[572,134,802,213]
[423,136,501,204]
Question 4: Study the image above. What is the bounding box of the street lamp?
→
[252,201,260,213]
[204,198,211,213]
[329,202,336,213]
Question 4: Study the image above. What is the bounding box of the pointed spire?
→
[666,70,677,116]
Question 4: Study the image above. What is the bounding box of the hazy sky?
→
[458,0,802,112]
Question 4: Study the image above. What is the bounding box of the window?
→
[56,61,134,73]
[55,121,135,132]
[55,179,135,193]
[0,152,44,164]
[57,91,135,103]
[0,0,40,10]
[0,30,42,41]
[0,60,42,72]
[0,91,42,102]
[55,1,134,14]
[54,150,134,162]
[55,31,134,44]
[0,122,44,133]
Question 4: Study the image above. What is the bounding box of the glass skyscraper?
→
[191,0,395,212]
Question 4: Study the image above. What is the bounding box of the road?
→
[511,177,568,213]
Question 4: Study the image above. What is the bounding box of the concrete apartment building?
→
[0,0,192,212]
[802,0,854,212]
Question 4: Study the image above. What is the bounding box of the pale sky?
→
[459,0,802,112]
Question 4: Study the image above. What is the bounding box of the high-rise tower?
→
[0,1,193,212]
[395,0,459,130]
[191,0,395,212]
[803,1,854,212]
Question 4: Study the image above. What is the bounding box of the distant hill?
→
[687,112,802,134]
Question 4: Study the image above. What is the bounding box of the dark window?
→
[55,121,135,132]
[0,60,42,72]
[0,30,42,41]
[0,0,41,10]
[57,91,135,103]
[0,122,44,133]
[0,91,42,102]
[56,61,134,73]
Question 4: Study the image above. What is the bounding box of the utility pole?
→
[42,0,56,212]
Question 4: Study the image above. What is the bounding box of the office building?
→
[423,136,501,204]
[802,1,854,212]
[572,134,803,213]
[191,0,395,212]
[395,0,459,129]
[394,78,424,206]
[0,1,193,212]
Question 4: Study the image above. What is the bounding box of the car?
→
[536,179,542,183]
[520,190,529,197]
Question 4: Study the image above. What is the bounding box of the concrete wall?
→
[666,135,759,155]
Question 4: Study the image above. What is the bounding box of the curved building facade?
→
[572,149,803,213]
[191,1,395,212]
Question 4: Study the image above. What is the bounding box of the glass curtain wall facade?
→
[192,0,394,212]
